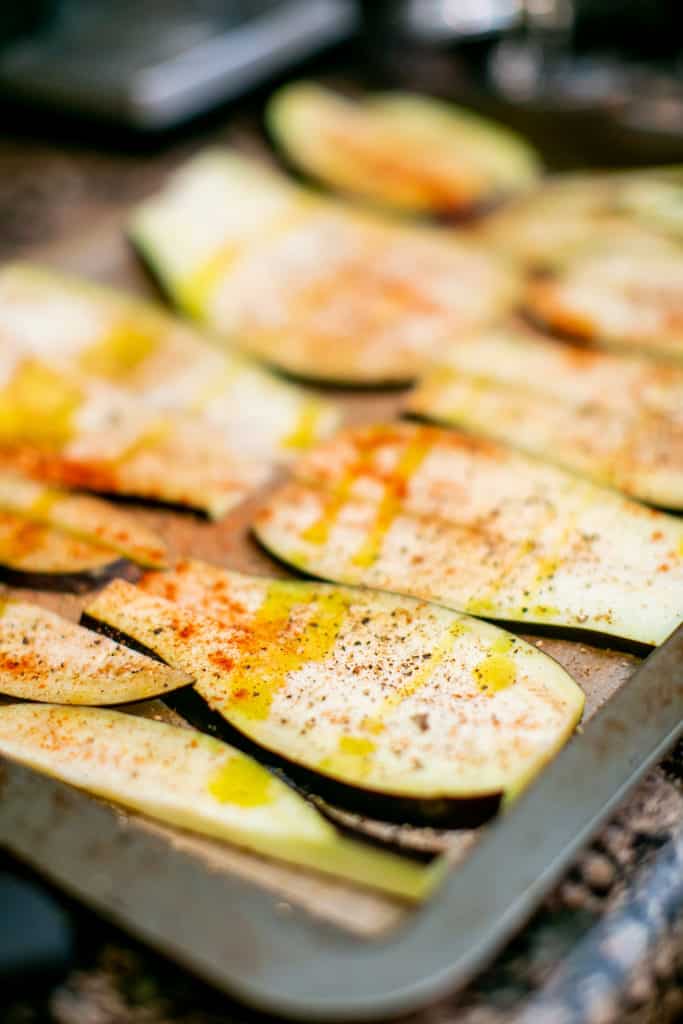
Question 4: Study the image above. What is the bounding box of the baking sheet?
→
[0,213,648,943]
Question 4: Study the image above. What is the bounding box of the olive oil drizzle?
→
[217,582,351,722]
[177,196,318,320]
[79,313,163,381]
[0,361,82,448]
[351,433,433,569]
[377,619,467,715]
[282,400,326,452]
[207,753,274,807]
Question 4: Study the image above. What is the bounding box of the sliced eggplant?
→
[614,169,683,240]
[525,234,683,363]
[0,601,189,704]
[0,355,271,519]
[267,83,541,216]
[478,170,683,268]
[406,325,683,508]
[130,149,519,385]
[0,704,438,900]
[0,263,338,460]
[0,471,166,568]
[0,510,125,590]
[84,567,584,822]
[252,423,683,647]
[478,173,638,267]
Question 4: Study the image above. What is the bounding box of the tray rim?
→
[1,624,681,1021]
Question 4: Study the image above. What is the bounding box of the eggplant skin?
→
[256,527,654,658]
[81,612,501,829]
[168,686,502,829]
[267,84,541,217]
[80,612,166,662]
[0,558,137,595]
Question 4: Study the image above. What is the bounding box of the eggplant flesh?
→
[267,83,541,216]
[0,704,438,901]
[0,601,190,704]
[0,510,129,591]
[252,423,683,648]
[406,327,683,509]
[130,149,519,386]
[0,352,272,520]
[81,613,500,827]
[0,471,167,569]
[164,685,502,828]
[84,565,584,825]
[524,234,683,364]
[612,172,683,239]
[479,170,683,268]
[0,262,338,461]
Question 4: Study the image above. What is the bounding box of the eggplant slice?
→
[406,324,683,509]
[479,169,683,269]
[0,704,438,900]
[0,352,272,519]
[0,263,338,460]
[84,566,584,824]
[130,149,519,386]
[267,83,541,216]
[253,423,683,647]
[613,169,683,240]
[0,601,189,704]
[525,234,683,364]
[0,471,166,568]
[0,510,127,590]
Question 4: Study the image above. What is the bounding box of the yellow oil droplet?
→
[466,596,495,615]
[678,537,683,558]
[0,362,81,448]
[532,604,560,618]
[351,433,432,568]
[474,653,517,694]
[422,366,456,393]
[207,754,273,807]
[178,243,240,319]
[536,557,559,581]
[225,583,350,721]
[339,736,376,757]
[28,489,60,519]
[490,633,519,655]
[361,716,386,735]
[80,315,162,380]
[111,421,171,465]
[282,401,324,451]
[319,735,377,782]
[302,479,354,545]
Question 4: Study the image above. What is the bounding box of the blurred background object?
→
[0,1,680,144]
[0,858,75,987]
[361,0,521,42]
[0,0,357,129]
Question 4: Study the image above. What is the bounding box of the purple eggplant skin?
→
[73,487,210,521]
[79,613,503,830]
[165,685,502,829]
[263,109,514,228]
[0,559,140,595]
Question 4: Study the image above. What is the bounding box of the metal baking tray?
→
[1,223,682,1021]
